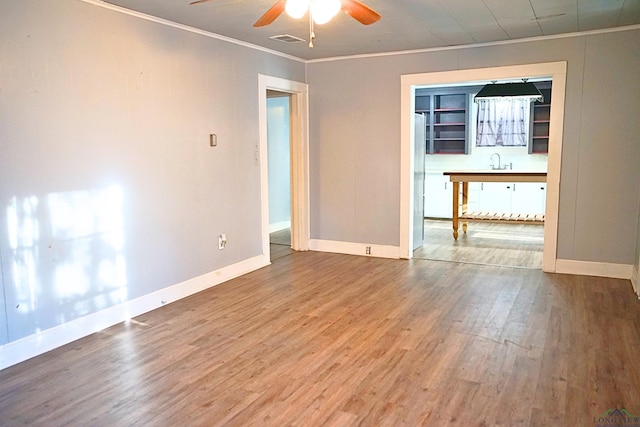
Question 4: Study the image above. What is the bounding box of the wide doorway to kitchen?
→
[401,62,568,271]
[414,82,549,269]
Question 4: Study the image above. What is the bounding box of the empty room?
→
[1,0,640,425]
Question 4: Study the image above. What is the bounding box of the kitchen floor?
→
[414,219,544,269]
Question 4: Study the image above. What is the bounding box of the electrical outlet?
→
[218,234,227,250]
[366,246,371,255]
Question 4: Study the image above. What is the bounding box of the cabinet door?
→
[511,183,546,214]
[478,182,511,213]
[538,183,547,213]
[424,175,453,218]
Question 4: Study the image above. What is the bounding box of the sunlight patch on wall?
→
[5,186,129,336]
[7,196,40,315]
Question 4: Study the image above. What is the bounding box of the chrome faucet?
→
[490,153,501,170]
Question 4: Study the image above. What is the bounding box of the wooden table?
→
[443,170,547,240]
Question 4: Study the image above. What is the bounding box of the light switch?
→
[210,134,217,147]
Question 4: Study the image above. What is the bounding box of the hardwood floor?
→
[270,228,293,261]
[414,219,544,269]
[1,252,639,426]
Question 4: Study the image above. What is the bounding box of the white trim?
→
[0,254,270,371]
[259,75,310,258]
[555,259,634,280]
[79,0,304,63]
[306,25,640,64]
[632,265,639,296]
[309,239,400,259]
[269,219,291,233]
[400,62,567,274]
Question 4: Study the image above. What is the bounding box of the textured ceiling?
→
[103,0,640,60]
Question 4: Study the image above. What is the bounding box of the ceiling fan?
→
[190,0,381,28]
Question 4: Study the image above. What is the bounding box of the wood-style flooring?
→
[1,252,639,426]
[414,219,543,269]
[270,228,293,261]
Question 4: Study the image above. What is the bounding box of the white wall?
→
[0,0,305,347]
[306,29,640,266]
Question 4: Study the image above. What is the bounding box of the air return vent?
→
[269,34,305,43]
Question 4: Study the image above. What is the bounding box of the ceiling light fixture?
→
[249,0,381,49]
[285,0,341,24]
[474,80,544,102]
[284,0,342,47]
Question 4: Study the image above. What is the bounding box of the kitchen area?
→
[414,81,551,268]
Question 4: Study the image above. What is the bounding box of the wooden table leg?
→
[462,181,468,233]
[452,181,459,240]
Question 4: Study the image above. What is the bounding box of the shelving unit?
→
[530,83,552,154]
[416,91,469,154]
[416,81,552,155]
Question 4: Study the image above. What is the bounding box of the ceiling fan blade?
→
[189,0,214,5]
[253,0,287,27]
[341,0,381,25]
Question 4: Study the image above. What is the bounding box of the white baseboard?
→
[0,254,270,371]
[555,259,634,280]
[309,239,400,259]
[269,220,291,233]
[632,265,639,296]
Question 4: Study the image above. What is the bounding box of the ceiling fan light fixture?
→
[285,0,308,19]
[310,0,341,24]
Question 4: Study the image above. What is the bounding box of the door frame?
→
[258,75,310,257]
[399,62,567,273]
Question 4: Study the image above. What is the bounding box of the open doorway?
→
[267,91,294,260]
[413,81,550,269]
[400,62,567,273]
[258,75,310,262]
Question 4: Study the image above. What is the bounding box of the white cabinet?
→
[424,174,452,218]
[511,183,546,214]
[424,175,546,218]
[477,182,546,215]
[477,182,511,213]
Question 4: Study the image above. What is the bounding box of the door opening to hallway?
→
[267,90,293,261]
[259,75,310,261]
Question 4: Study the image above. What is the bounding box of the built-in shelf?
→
[530,83,552,154]
[416,90,470,155]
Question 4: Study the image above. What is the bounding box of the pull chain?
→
[309,12,315,48]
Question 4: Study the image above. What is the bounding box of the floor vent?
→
[269,34,305,43]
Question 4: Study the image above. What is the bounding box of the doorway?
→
[400,62,567,273]
[412,82,549,269]
[267,91,294,260]
[258,75,310,261]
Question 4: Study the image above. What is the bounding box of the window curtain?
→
[476,98,531,147]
